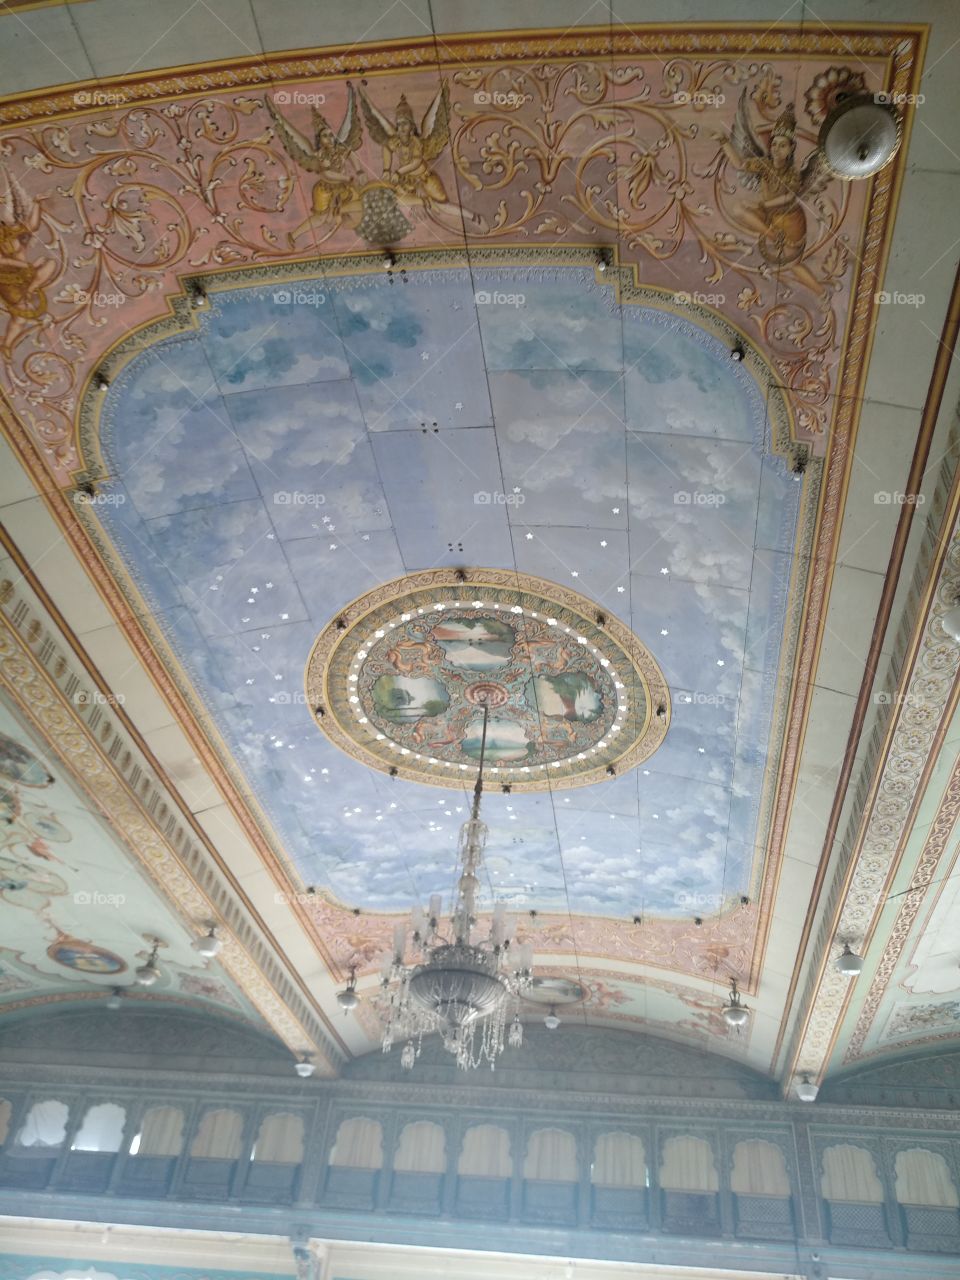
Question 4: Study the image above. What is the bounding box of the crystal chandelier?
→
[379,704,534,1072]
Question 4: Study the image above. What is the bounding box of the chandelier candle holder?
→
[379,703,534,1072]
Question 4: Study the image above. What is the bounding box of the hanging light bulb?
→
[135,940,162,986]
[337,965,359,1013]
[105,987,124,1011]
[543,1005,561,1031]
[294,1056,316,1078]
[508,1015,523,1048]
[941,603,960,643]
[191,925,221,959]
[836,943,863,976]
[721,978,750,1028]
[796,1073,819,1103]
[400,1041,416,1071]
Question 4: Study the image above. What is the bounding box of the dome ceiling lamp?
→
[337,965,359,1013]
[836,942,864,976]
[379,700,534,1072]
[721,978,750,1029]
[796,1073,820,1103]
[819,93,901,179]
[191,923,222,959]
[134,938,163,986]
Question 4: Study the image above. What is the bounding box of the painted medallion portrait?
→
[47,937,127,975]
[0,731,54,788]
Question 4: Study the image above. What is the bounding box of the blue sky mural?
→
[96,268,800,918]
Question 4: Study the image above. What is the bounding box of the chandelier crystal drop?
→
[379,703,534,1072]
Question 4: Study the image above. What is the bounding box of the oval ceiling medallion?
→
[305,570,670,792]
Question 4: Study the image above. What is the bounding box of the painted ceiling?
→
[88,267,800,924]
[1,7,959,1090]
[0,695,258,1025]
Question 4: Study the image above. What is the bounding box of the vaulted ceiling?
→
[0,0,959,1093]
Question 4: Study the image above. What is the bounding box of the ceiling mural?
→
[306,569,670,789]
[0,29,917,475]
[0,19,940,1070]
[81,268,802,931]
[0,696,257,1023]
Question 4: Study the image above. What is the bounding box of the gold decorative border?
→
[788,477,960,1081]
[305,568,669,793]
[0,25,925,124]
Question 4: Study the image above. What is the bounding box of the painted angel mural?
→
[0,170,57,360]
[714,92,831,294]
[358,83,479,232]
[266,85,365,245]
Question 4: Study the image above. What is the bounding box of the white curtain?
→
[0,1099,10,1146]
[16,1100,68,1148]
[330,1117,383,1169]
[71,1103,125,1153]
[252,1113,304,1164]
[135,1106,184,1156]
[660,1136,719,1192]
[523,1129,577,1182]
[394,1121,446,1174]
[731,1140,791,1197]
[458,1125,512,1178]
[190,1109,243,1159]
[821,1145,883,1202]
[895,1149,960,1207]
[592,1132,647,1187]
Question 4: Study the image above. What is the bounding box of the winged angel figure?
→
[266,85,366,245]
[715,90,830,294]
[359,83,481,231]
[0,169,57,360]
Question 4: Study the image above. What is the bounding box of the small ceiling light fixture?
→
[596,247,612,274]
[294,1055,316,1078]
[105,987,125,1011]
[721,978,750,1029]
[382,250,397,271]
[92,369,110,392]
[543,1005,561,1031]
[185,279,208,309]
[836,942,864,976]
[941,600,960,644]
[819,94,901,180]
[191,924,221,959]
[730,343,746,362]
[796,1073,819,1103]
[134,940,162,987]
[337,965,359,1014]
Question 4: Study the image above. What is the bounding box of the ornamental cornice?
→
[789,469,960,1082]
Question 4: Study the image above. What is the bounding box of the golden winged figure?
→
[266,84,364,245]
[0,169,57,360]
[358,83,452,206]
[717,90,831,292]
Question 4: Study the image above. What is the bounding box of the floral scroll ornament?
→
[0,95,296,469]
